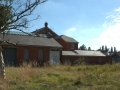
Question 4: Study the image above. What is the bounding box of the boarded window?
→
[23,49,29,61]
[71,43,74,49]
[86,57,89,64]
[99,58,102,64]
[38,49,43,61]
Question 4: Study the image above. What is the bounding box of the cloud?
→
[93,7,120,50]
[64,27,77,36]
[68,27,76,31]
[63,7,120,51]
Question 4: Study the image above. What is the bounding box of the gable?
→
[32,22,58,38]
[56,35,78,43]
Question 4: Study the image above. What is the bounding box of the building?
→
[55,35,78,51]
[0,32,62,66]
[0,22,112,66]
[62,50,112,65]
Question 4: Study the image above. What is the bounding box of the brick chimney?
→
[45,22,48,27]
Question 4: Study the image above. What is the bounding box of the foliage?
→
[97,47,102,51]
[79,44,87,50]
[102,45,104,51]
[0,0,47,79]
[98,45,109,52]
[88,47,91,51]
[0,0,47,33]
[1,64,120,90]
[114,47,116,52]
[111,47,113,53]
[73,57,85,65]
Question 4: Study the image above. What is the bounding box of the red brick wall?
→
[62,56,112,65]
[62,56,79,65]
[55,38,78,51]
[84,56,112,64]
[2,45,50,66]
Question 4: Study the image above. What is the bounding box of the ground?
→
[0,64,120,90]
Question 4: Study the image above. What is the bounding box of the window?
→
[71,43,74,49]
[99,58,102,64]
[86,57,89,64]
[38,49,43,61]
[23,49,29,62]
[67,57,71,64]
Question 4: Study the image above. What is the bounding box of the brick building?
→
[0,22,112,66]
[0,32,62,66]
[62,50,112,65]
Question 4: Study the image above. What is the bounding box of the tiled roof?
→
[62,50,105,56]
[75,50,106,56]
[3,31,52,38]
[0,34,62,48]
[58,35,78,43]
[62,51,79,56]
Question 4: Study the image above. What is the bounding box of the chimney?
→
[45,22,48,27]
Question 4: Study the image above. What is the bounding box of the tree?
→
[79,44,87,50]
[102,45,104,51]
[104,45,109,52]
[0,0,47,79]
[105,45,107,51]
[88,47,91,51]
[97,47,101,51]
[111,47,113,53]
[114,47,116,52]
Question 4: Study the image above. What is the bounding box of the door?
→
[3,48,17,66]
[50,51,60,65]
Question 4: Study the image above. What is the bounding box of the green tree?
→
[114,47,116,52]
[111,47,113,53]
[79,44,87,50]
[102,45,104,51]
[97,47,102,51]
[104,45,109,52]
[105,45,107,51]
[88,47,91,51]
[0,0,47,79]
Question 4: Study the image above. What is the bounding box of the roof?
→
[0,34,62,48]
[62,51,79,56]
[3,31,52,38]
[75,50,106,56]
[57,35,78,43]
[32,22,58,37]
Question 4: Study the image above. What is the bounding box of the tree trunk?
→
[0,42,5,79]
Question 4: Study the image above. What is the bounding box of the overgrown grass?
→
[0,64,120,90]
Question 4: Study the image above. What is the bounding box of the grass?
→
[0,64,120,90]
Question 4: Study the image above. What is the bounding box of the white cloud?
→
[64,27,77,36]
[68,27,76,31]
[114,7,120,12]
[62,7,120,51]
[93,7,120,50]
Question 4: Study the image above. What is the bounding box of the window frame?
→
[23,48,29,62]
[71,43,74,49]
[38,49,43,61]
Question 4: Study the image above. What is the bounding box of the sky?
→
[28,0,120,51]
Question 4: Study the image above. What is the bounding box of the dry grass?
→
[0,64,120,90]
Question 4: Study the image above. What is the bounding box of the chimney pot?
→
[45,22,48,27]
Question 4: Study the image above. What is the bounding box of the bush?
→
[73,57,85,65]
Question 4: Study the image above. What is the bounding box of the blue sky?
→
[28,0,120,50]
